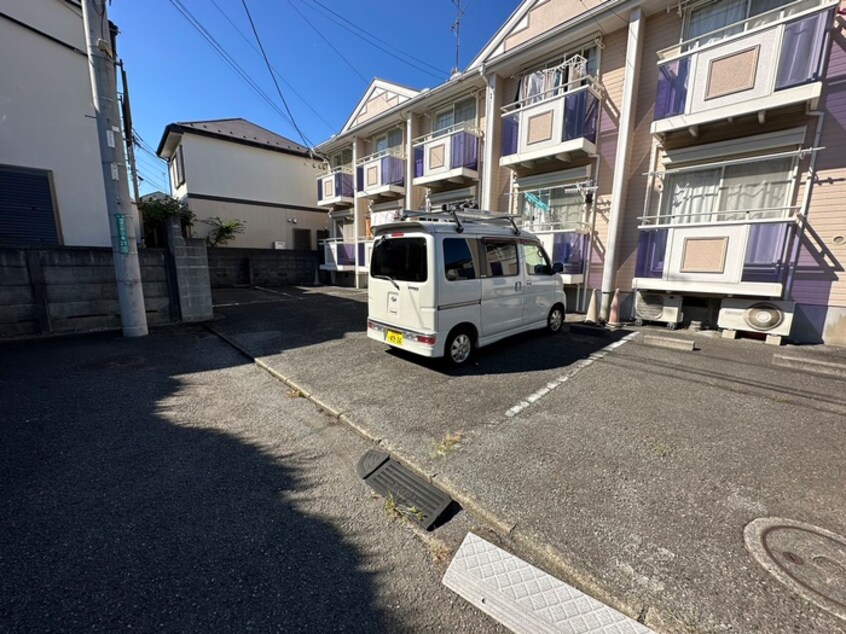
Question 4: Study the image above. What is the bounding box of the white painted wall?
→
[0,0,111,246]
[180,134,324,206]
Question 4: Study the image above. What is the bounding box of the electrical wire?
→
[207,0,336,134]
[302,0,447,79]
[285,0,368,84]
[168,0,297,130]
[239,0,314,148]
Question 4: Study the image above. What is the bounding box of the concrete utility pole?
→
[82,0,148,337]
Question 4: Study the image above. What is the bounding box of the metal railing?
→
[412,123,482,146]
[637,206,801,229]
[356,148,405,165]
[501,75,602,115]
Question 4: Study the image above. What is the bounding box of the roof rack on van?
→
[400,208,521,236]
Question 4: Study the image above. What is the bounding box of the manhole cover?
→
[745,517,846,621]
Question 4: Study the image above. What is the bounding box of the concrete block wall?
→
[206,248,318,288]
[165,218,214,323]
[0,247,173,338]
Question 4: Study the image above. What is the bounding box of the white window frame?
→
[681,0,796,43]
[374,128,403,154]
[657,154,799,224]
[433,96,479,135]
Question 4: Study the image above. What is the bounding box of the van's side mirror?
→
[552,262,564,274]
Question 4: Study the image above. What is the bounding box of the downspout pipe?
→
[479,64,498,211]
[784,109,825,299]
[600,8,644,321]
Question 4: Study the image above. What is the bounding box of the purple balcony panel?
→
[655,57,690,120]
[381,156,405,187]
[336,172,354,197]
[337,243,355,266]
[450,132,479,170]
[317,178,323,201]
[742,222,792,282]
[356,166,364,193]
[552,232,587,275]
[776,10,830,90]
[635,229,668,278]
[502,115,519,157]
[414,145,424,178]
[563,90,599,143]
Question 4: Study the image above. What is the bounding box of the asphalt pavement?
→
[205,285,846,634]
[0,326,506,632]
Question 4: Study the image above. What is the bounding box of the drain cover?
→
[745,517,846,621]
[357,449,452,531]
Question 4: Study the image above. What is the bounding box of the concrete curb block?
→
[772,353,846,379]
[205,323,664,631]
[642,335,696,351]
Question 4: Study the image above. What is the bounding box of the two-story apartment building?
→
[316,0,845,346]
[0,0,118,247]
[157,118,327,250]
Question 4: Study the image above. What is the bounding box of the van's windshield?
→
[370,237,428,283]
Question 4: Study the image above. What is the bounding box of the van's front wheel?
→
[547,304,565,334]
[445,328,474,367]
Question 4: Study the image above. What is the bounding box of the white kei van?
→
[367,210,567,366]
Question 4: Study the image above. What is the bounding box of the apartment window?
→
[375,128,403,153]
[434,97,478,133]
[0,166,60,246]
[331,149,352,169]
[661,156,795,223]
[518,186,585,230]
[684,0,795,43]
[293,228,311,250]
[515,45,598,104]
[171,145,185,187]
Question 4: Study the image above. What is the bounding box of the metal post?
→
[81,0,147,336]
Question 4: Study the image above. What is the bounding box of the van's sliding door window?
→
[371,238,428,282]
[484,241,519,277]
[443,238,479,281]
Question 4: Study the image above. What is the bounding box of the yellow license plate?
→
[385,330,403,346]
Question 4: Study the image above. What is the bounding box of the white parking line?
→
[505,332,639,418]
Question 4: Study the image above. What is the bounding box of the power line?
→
[285,0,368,85]
[207,0,336,134]
[303,0,447,80]
[167,0,298,131]
[240,0,314,149]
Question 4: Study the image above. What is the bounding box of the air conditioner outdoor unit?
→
[718,299,795,337]
[634,291,684,328]
[273,241,286,250]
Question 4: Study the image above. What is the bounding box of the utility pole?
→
[118,63,144,246]
[82,0,148,337]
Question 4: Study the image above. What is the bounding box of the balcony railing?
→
[412,124,480,184]
[500,78,601,165]
[356,149,405,198]
[634,208,799,292]
[654,0,834,127]
[320,238,374,270]
[317,168,354,207]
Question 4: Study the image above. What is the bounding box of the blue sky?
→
[109,0,519,194]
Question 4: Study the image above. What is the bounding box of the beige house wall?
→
[588,24,629,291]
[504,0,605,53]
[354,92,401,127]
[612,9,680,291]
[187,198,328,250]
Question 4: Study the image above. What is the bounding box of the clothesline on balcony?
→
[643,146,824,178]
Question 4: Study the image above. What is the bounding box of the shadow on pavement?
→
[0,328,395,631]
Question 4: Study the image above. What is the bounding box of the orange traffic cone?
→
[608,288,621,330]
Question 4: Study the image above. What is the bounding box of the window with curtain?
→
[515,46,598,105]
[375,129,403,153]
[434,98,477,133]
[661,157,794,223]
[331,148,352,168]
[684,0,796,45]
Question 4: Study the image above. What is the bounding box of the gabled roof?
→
[156,118,312,158]
[340,79,420,134]
[466,0,538,70]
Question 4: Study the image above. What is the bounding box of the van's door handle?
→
[514,281,522,291]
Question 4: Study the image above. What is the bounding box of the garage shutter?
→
[0,167,60,246]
